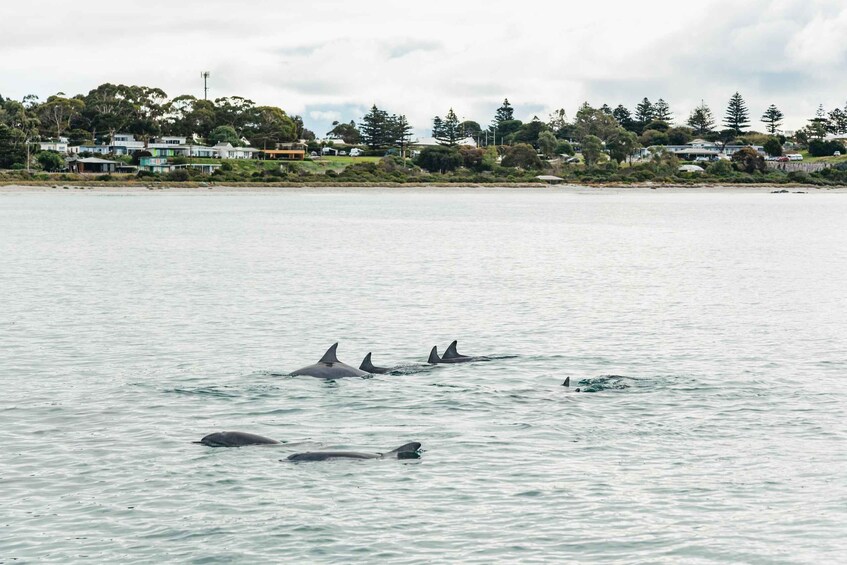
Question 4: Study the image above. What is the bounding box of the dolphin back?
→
[428,346,441,364]
[287,451,379,461]
[197,431,279,447]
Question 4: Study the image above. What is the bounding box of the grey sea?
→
[1,187,846,564]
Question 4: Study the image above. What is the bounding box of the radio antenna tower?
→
[201,71,211,100]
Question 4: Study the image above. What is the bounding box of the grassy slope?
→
[796,151,847,164]
[185,156,382,174]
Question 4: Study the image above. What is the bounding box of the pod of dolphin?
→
[197,340,487,461]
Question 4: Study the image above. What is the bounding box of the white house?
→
[648,141,765,160]
[39,140,69,153]
[212,142,258,159]
[413,136,477,147]
[109,133,146,154]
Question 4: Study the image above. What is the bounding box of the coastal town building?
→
[259,143,307,160]
[63,134,260,159]
[137,156,221,174]
[67,157,118,173]
[39,140,69,153]
[637,139,765,161]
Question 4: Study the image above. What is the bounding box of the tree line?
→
[4,83,847,172]
[326,93,847,160]
[0,83,315,169]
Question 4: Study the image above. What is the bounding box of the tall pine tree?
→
[494,98,514,125]
[723,92,750,134]
[653,99,673,122]
[434,108,462,146]
[760,104,784,135]
[806,104,831,139]
[634,98,654,127]
[359,105,390,149]
[828,106,847,135]
[612,105,636,131]
[687,102,715,135]
[390,114,413,158]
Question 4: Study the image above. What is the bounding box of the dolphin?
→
[359,352,391,374]
[196,431,279,447]
[561,377,581,391]
[428,341,487,364]
[286,442,422,462]
[290,343,369,379]
[442,340,472,361]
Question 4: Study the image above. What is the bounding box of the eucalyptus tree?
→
[38,95,84,140]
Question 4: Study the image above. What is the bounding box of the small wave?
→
[163,387,240,398]
[575,375,638,393]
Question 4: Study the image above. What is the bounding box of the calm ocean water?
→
[1,188,845,564]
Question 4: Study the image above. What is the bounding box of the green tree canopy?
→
[606,130,640,163]
[0,123,29,168]
[511,118,548,147]
[573,103,623,142]
[580,134,605,166]
[416,145,462,173]
[731,146,765,173]
[501,143,543,169]
[666,126,693,145]
[493,119,522,143]
[37,150,65,171]
[537,131,558,159]
[247,106,296,149]
[208,125,241,146]
[38,95,84,140]
[762,137,783,157]
[327,120,361,144]
[612,105,636,131]
[460,120,482,140]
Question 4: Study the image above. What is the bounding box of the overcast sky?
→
[2,0,846,137]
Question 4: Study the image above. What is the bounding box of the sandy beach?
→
[1,183,845,194]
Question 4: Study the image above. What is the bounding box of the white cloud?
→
[1,0,845,136]
[309,110,343,123]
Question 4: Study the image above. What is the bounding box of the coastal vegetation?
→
[1,85,847,186]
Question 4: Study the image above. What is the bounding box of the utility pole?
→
[201,71,210,100]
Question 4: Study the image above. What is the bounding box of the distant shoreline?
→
[2,182,845,193]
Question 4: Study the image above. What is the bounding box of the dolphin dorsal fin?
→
[387,442,422,455]
[428,346,441,364]
[563,377,570,387]
[444,340,460,358]
[319,343,339,364]
[359,352,375,372]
